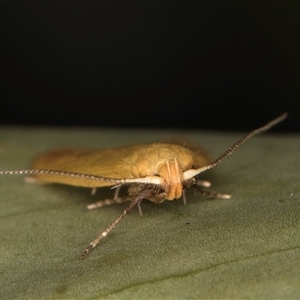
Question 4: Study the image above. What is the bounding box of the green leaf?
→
[1,128,299,299]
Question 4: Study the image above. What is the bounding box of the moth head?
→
[128,183,167,203]
[125,112,288,203]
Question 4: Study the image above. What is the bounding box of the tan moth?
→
[0,113,287,259]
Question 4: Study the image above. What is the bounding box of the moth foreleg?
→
[196,179,211,187]
[196,187,231,199]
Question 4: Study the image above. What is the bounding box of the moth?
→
[0,113,287,259]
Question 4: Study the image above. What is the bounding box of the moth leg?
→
[182,179,210,205]
[182,190,187,205]
[24,176,47,185]
[137,202,143,216]
[196,179,211,187]
[196,187,231,199]
[91,187,97,195]
[87,186,129,210]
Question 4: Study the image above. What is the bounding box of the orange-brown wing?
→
[29,147,141,187]
[28,143,212,188]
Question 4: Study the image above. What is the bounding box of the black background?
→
[1,2,299,132]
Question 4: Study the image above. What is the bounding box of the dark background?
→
[1,2,299,132]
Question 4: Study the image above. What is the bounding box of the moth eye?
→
[137,183,146,190]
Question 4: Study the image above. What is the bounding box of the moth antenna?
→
[0,169,127,185]
[0,169,162,186]
[0,169,109,179]
[183,112,288,179]
[80,188,150,260]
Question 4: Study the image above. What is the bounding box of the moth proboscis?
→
[0,113,287,259]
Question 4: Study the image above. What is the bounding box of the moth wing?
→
[28,147,141,188]
[28,141,213,188]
